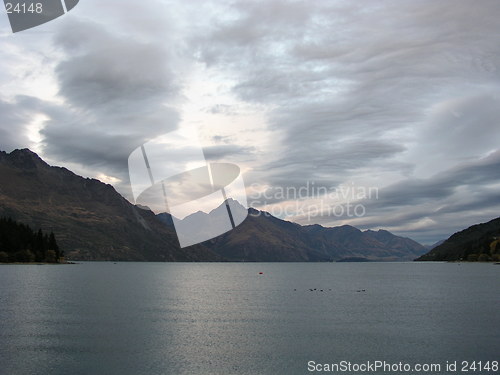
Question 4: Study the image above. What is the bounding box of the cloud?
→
[203,144,255,161]
[1,0,500,244]
[0,99,33,151]
[25,18,184,196]
[306,151,500,242]
[54,20,179,109]
[414,93,500,163]
[188,0,500,239]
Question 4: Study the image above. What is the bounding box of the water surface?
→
[0,262,498,374]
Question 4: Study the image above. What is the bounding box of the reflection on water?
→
[0,262,498,375]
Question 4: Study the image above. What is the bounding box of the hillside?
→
[416,217,500,261]
[190,208,427,262]
[201,208,328,261]
[302,226,425,261]
[0,149,219,261]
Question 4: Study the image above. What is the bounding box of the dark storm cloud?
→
[54,20,178,109]
[35,19,182,191]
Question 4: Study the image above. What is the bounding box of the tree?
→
[48,232,60,260]
[46,250,57,263]
[0,217,62,263]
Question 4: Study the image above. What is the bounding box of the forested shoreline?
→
[0,217,63,263]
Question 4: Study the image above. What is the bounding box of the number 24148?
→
[5,3,43,14]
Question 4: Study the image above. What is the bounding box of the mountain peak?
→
[9,148,43,159]
[1,148,47,170]
[11,148,38,155]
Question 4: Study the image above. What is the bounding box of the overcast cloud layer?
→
[1,0,499,243]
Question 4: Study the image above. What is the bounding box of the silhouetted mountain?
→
[0,149,220,261]
[199,206,427,262]
[202,208,327,261]
[416,217,500,261]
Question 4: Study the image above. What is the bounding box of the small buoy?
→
[259,272,263,274]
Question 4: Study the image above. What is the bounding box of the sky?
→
[1,0,500,244]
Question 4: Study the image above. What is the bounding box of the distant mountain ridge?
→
[416,217,500,261]
[1,149,427,261]
[424,239,445,251]
[195,207,426,262]
[159,203,427,261]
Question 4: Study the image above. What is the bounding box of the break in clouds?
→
[0,0,500,243]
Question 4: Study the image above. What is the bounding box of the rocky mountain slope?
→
[0,149,219,261]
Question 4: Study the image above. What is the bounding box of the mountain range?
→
[174,207,427,261]
[0,148,429,261]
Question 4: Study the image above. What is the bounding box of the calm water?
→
[0,262,498,375]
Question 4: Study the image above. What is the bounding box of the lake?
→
[0,262,498,375]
